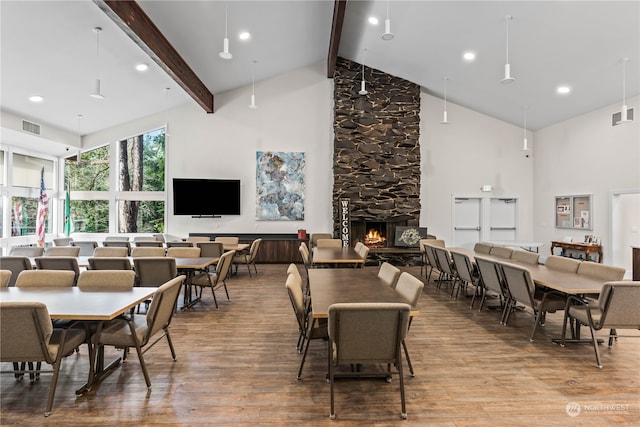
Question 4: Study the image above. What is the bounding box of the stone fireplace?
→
[331,57,421,245]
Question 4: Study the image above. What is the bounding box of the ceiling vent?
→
[22,119,41,135]
[612,108,634,126]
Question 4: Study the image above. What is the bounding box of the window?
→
[0,150,5,185]
[11,196,49,236]
[117,128,165,233]
[12,154,53,188]
[65,145,110,233]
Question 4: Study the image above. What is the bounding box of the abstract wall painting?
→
[255,151,305,221]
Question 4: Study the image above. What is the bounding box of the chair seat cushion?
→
[569,305,603,328]
[96,317,149,347]
[49,328,87,360]
[534,292,566,313]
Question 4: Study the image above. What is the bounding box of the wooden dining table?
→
[0,286,156,395]
[173,257,219,309]
[447,247,606,295]
[311,247,365,267]
[308,268,418,319]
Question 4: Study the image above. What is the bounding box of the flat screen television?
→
[173,178,241,216]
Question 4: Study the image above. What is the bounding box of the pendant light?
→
[249,61,257,109]
[219,2,232,59]
[164,87,171,137]
[358,49,368,95]
[501,15,515,84]
[522,105,529,150]
[381,0,394,40]
[620,57,631,122]
[441,77,450,124]
[90,27,105,99]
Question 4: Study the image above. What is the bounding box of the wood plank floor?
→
[2,263,639,425]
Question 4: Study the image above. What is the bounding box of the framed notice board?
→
[555,194,592,230]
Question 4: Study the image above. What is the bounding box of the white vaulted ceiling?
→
[1,1,638,148]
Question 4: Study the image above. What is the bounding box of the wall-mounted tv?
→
[173,178,241,216]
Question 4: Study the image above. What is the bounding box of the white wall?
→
[419,91,535,245]
[84,62,335,237]
[534,96,640,265]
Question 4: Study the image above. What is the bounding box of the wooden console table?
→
[550,241,602,263]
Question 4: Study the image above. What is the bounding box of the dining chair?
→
[489,246,513,259]
[450,250,480,301]
[378,262,401,288]
[131,247,166,257]
[0,301,87,416]
[316,238,342,248]
[34,257,80,286]
[500,262,566,341]
[44,246,81,257]
[90,275,185,390]
[0,256,33,287]
[510,249,540,265]
[328,302,411,420]
[560,281,640,368]
[133,257,178,312]
[77,270,136,291]
[544,255,581,273]
[134,240,164,248]
[191,250,235,309]
[232,238,262,277]
[133,257,178,287]
[104,236,130,241]
[101,240,132,255]
[433,246,456,292]
[1,270,12,287]
[310,233,332,248]
[9,246,44,257]
[394,272,424,377]
[186,236,210,243]
[474,256,510,324]
[214,236,239,245]
[53,237,73,246]
[473,242,493,254]
[423,243,442,283]
[576,262,625,281]
[165,241,194,248]
[298,243,312,293]
[133,236,157,243]
[196,241,224,258]
[88,257,132,270]
[16,270,76,288]
[286,273,327,379]
[93,246,129,257]
[70,241,98,256]
[166,247,201,258]
[355,244,369,267]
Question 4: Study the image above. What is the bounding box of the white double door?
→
[452,196,518,248]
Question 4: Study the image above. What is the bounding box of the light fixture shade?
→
[620,104,629,122]
[441,110,449,124]
[219,37,232,59]
[382,18,394,40]
[249,94,257,109]
[90,78,104,99]
[523,137,529,151]
[501,63,515,84]
[359,80,368,95]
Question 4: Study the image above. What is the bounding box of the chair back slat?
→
[9,247,44,257]
[16,270,76,288]
[394,272,424,307]
[166,247,201,258]
[0,302,54,362]
[77,270,136,290]
[196,242,224,258]
[145,275,185,339]
[475,256,506,296]
[133,257,178,287]
[378,262,401,288]
[545,255,580,273]
[0,256,32,287]
[450,251,475,283]
[511,250,540,265]
[577,262,625,281]
[500,263,535,307]
[44,246,81,257]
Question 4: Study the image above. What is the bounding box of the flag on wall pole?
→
[36,167,48,247]
[63,182,73,237]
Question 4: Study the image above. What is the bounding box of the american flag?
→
[36,167,48,247]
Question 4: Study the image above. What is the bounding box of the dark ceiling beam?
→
[327,0,347,78]
[94,0,214,113]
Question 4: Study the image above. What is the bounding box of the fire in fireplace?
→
[365,228,386,248]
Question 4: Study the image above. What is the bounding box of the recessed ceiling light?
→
[368,17,379,25]
[135,63,149,72]
[29,95,44,103]
[556,85,571,95]
[239,31,251,41]
[463,51,476,62]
